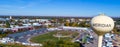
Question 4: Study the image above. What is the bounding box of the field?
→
[30,31,79,43]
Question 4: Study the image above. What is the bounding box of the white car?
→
[22,42,30,45]
[30,43,42,46]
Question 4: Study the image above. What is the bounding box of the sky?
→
[0,0,120,17]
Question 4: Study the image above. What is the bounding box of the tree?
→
[72,22,78,27]
[78,21,90,27]
[113,27,120,34]
[64,21,69,26]
[42,40,56,47]
[43,40,79,47]
[58,18,65,26]
[5,21,10,28]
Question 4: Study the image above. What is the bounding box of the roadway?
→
[75,29,98,47]
[7,27,99,47]
[7,28,47,43]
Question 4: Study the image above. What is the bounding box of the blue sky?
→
[0,0,120,17]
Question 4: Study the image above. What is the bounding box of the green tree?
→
[5,21,10,28]
[79,21,90,27]
[58,18,65,26]
[43,40,79,47]
[42,40,56,47]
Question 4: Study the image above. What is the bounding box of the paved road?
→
[85,31,98,47]
[75,30,98,47]
[7,28,99,47]
[7,28,48,43]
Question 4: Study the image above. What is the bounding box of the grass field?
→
[30,31,79,43]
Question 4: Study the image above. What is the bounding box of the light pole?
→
[91,14,114,47]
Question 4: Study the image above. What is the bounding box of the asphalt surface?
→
[7,28,99,47]
[75,30,98,47]
[7,28,47,43]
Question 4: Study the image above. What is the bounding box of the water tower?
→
[91,14,114,47]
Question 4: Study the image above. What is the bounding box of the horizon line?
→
[0,15,119,18]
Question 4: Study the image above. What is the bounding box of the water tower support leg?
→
[98,35,103,47]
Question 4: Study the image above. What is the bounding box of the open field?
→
[30,31,79,43]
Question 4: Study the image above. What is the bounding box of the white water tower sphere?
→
[91,14,114,35]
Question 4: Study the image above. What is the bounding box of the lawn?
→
[30,31,79,43]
